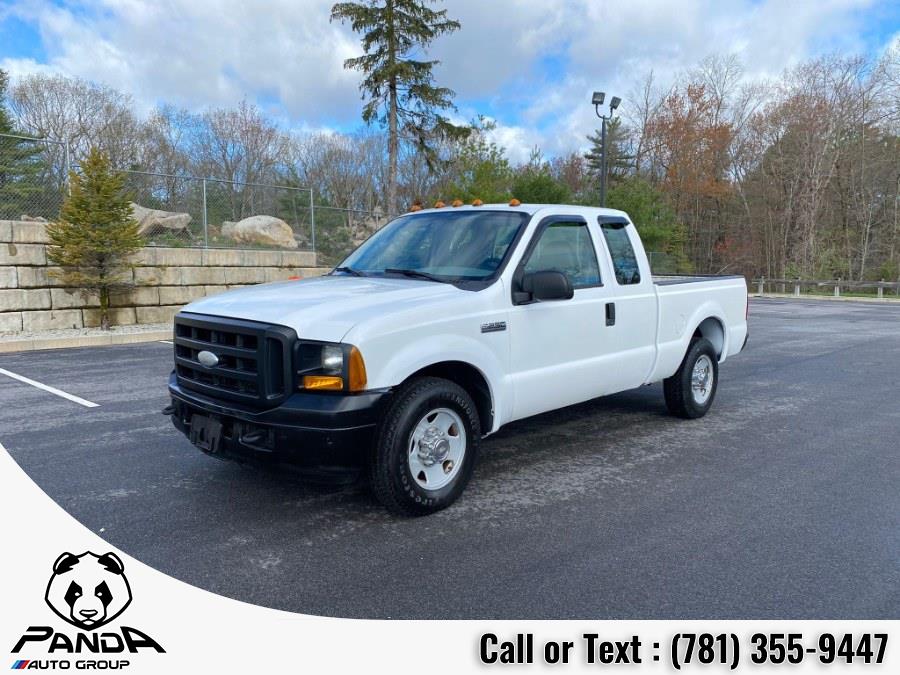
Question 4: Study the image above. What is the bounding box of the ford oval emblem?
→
[197,350,219,368]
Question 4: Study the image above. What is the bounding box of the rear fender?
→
[652,299,729,381]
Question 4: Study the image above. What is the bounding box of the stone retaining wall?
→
[0,220,328,332]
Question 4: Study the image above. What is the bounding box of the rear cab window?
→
[599,218,641,285]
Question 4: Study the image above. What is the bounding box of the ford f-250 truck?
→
[166,203,748,515]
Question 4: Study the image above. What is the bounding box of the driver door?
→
[507,216,615,421]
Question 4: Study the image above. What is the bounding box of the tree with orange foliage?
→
[643,83,734,271]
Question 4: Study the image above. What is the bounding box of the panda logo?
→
[44,551,132,631]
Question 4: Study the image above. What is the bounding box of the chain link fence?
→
[308,205,389,267]
[0,132,388,265]
[121,169,314,248]
[0,133,69,221]
[115,171,392,266]
[121,170,387,264]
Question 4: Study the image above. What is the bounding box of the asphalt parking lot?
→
[1,298,898,619]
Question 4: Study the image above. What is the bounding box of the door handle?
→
[605,302,616,326]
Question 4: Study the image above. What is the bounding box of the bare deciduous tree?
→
[11,74,142,184]
[193,99,288,219]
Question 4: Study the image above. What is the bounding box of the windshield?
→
[337,210,529,281]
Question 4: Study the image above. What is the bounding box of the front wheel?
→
[371,376,481,516]
[663,337,719,419]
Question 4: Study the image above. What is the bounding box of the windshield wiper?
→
[384,268,451,283]
[333,266,367,277]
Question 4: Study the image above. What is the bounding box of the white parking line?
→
[0,368,100,408]
[158,340,173,344]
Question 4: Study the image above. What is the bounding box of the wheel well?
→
[693,317,725,359]
[407,361,494,434]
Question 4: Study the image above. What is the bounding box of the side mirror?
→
[518,270,574,303]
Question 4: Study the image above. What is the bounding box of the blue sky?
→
[2,0,898,161]
[0,15,45,62]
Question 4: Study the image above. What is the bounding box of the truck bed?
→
[645,272,749,383]
[652,274,746,286]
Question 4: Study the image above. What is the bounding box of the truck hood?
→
[181,275,465,342]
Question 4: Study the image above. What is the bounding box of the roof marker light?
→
[509,198,521,207]
[434,200,446,208]
[451,199,463,207]
[471,199,483,206]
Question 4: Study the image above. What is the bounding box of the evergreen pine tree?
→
[584,117,633,186]
[0,69,44,219]
[47,148,143,330]
[445,118,512,203]
[331,0,468,216]
[512,170,571,204]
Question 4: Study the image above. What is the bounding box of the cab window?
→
[523,221,601,288]
[599,220,641,285]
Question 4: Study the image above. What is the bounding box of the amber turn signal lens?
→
[303,375,344,390]
[348,346,367,392]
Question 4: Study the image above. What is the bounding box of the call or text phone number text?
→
[479,632,888,668]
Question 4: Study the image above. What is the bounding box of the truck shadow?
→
[486,385,667,444]
[199,384,671,509]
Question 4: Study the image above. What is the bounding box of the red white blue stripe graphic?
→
[11,662,30,670]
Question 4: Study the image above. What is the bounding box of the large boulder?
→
[221,215,298,249]
[130,202,192,237]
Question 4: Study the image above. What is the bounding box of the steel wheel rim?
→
[408,407,466,491]
[691,354,714,405]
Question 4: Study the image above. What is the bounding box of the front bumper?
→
[168,372,390,478]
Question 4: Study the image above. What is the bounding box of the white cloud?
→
[0,56,58,80]
[485,122,533,165]
[442,0,882,158]
[1,0,890,158]
[885,30,900,54]
[6,0,361,122]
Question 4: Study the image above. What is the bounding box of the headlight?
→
[321,344,344,373]
[295,341,367,392]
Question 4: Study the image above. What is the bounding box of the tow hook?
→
[239,428,274,453]
[241,429,266,444]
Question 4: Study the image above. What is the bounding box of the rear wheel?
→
[371,376,481,516]
[663,337,718,419]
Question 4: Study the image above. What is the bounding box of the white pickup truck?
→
[166,203,748,515]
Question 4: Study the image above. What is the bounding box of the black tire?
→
[663,337,718,419]
[371,376,481,516]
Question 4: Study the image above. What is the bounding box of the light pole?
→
[592,91,620,207]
